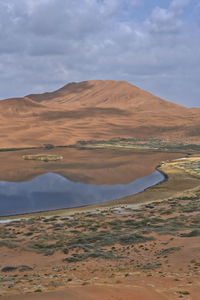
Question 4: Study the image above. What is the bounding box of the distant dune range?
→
[0,80,199,148]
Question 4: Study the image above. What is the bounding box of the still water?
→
[0,171,164,216]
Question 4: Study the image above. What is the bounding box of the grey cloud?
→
[146,7,182,33]
[0,0,199,107]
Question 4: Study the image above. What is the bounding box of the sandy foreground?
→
[2,283,196,300]
[0,193,200,299]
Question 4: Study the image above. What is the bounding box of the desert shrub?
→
[0,228,16,238]
[131,217,165,229]
[18,265,33,272]
[119,234,154,245]
[26,240,62,255]
[177,291,190,295]
[160,209,173,215]
[24,232,33,236]
[63,250,116,263]
[158,247,181,256]
[49,224,63,230]
[63,256,82,263]
[123,219,137,226]
[63,248,69,254]
[153,227,177,235]
[140,264,160,270]
[88,250,115,259]
[190,215,200,225]
[28,226,37,232]
[165,219,186,231]
[0,240,19,248]
[88,226,99,231]
[68,231,118,247]
[181,230,200,237]
[1,266,18,272]
[43,144,55,149]
[67,230,155,251]
[25,219,36,225]
[108,220,122,227]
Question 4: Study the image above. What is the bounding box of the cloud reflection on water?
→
[0,171,164,216]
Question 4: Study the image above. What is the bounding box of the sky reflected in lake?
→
[0,171,164,216]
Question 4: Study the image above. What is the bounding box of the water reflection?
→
[0,171,164,216]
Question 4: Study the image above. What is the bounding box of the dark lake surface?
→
[0,171,164,216]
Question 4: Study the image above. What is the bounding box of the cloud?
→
[146,0,193,33]
[0,0,199,107]
[170,0,192,11]
[146,7,182,33]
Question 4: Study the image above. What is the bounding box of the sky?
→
[0,0,199,107]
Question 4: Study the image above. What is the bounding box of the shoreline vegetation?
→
[75,138,200,153]
[0,138,200,153]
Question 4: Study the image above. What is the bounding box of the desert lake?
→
[0,171,164,216]
[0,148,183,216]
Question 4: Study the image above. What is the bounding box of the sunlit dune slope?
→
[0,80,199,148]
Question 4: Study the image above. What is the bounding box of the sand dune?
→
[0,80,199,148]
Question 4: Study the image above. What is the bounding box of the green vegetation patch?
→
[66,231,155,257]
[22,154,63,162]
[119,234,154,245]
[180,230,200,237]
[75,138,200,152]
[1,265,33,272]
[26,239,65,255]
[63,250,117,263]
[1,266,18,272]
[140,264,161,270]
[0,240,19,248]
[158,247,181,256]
[176,160,200,176]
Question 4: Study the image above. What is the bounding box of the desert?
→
[0,79,199,299]
[0,80,199,149]
[1,1,200,298]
